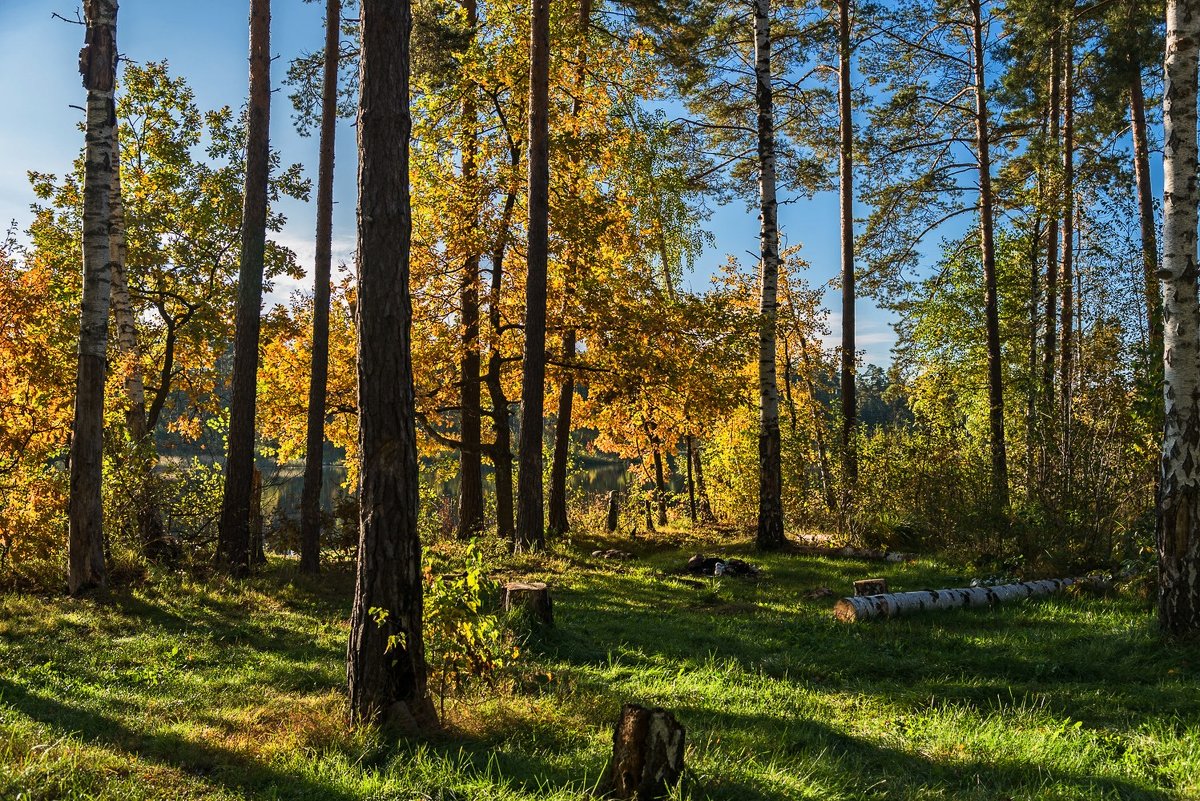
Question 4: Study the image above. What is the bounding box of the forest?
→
[1,0,1199,798]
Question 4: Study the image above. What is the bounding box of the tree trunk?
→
[1042,25,1062,410]
[1157,0,1200,637]
[346,0,437,726]
[692,439,716,524]
[604,704,686,801]
[514,0,551,553]
[299,0,341,574]
[837,0,857,498]
[971,0,1008,510]
[754,0,785,550]
[1131,72,1162,368]
[547,0,593,540]
[68,0,119,595]
[547,331,575,536]
[1059,21,1075,465]
[486,148,520,543]
[217,0,272,575]
[834,578,1081,622]
[685,435,697,523]
[457,0,484,541]
[653,449,668,527]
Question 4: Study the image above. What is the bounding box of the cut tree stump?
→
[834,578,1081,622]
[854,578,888,596]
[604,703,685,800]
[502,581,553,625]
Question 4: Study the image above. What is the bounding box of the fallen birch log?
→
[833,578,1079,622]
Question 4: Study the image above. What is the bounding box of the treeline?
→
[1,0,1195,640]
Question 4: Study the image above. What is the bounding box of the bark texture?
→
[837,0,858,497]
[515,0,551,552]
[970,0,1008,510]
[834,578,1080,622]
[456,0,484,541]
[1131,73,1161,365]
[754,0,785,550]
[1158,0,1200,637]
[300,0,341,574]
[604,704,686,801]
[346,0,436,725]
[217,0,272,574]
[69,0,119,595]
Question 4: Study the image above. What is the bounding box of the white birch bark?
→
[1158,0,1200,635]
[68,0,119,594]
[754,0,785,549]
[834,578,1080,622]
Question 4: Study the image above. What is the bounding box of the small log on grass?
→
[502,581,553,625]
[834,578,1079,622]
[604,703,685,800]
[854,578,888,596]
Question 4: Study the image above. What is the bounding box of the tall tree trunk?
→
[300,0,341,574]
[346,0,436,726]
[685,434,697,523]
[217,0,272,574]
[109,143,167,558]
[653,449,668,527]
[515,0,551,553]
[1042,24,1062,409]
[692,439,716,524]
[68,0,119,595]
[1157,0,1200,636]
[971,0,1008,510]
[1059,20,1075,461]
[547,0,593,539]
[1131,72,1162,366]
[486,145,521,543]
[1026,211,1042,497]
[754,0,785,550]
[837,0,858,501]
[457,0,484,541]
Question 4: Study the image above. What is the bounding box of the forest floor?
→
[1,530,1198,801]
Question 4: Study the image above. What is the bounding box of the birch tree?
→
[1158,0,1200,636]
[754,0,787,549]
[68,0,119,595]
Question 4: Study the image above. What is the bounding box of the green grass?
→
[1,531,1198,800]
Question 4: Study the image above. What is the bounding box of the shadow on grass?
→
[0,676,359,801]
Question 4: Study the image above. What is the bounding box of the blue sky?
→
[0,0,896,363]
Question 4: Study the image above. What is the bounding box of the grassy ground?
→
[1,530,1197,800]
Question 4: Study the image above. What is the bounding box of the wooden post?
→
[605,703,685,801]
[503,581,553,625]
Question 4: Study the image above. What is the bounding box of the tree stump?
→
[607,490,620,532]
[604,703,685,800]
[502,581,553,625]
[854,578,888,596]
